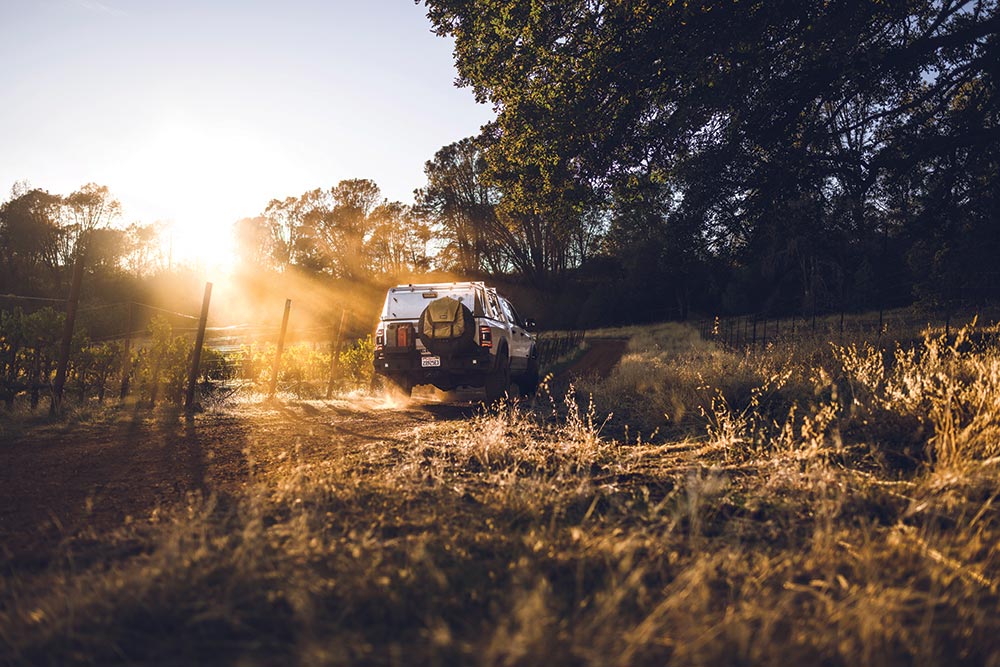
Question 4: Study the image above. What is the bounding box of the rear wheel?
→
[517,354,540,396]
[485,349,510,402]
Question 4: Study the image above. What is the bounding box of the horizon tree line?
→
[3,0,997,325]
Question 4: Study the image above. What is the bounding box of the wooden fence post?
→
[268,299,292,399]
[50,251,85,415]
[185,282,213,413]
[326,307,347,399]
[119,301,134,400]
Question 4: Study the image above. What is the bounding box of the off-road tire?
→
[517,354,540,396]
[485,349,510,402]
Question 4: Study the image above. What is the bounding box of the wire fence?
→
[6,279,997,412]
[0,289,372,411]
[536,330,587,368]
[2,278,613,413]
[694,307,1000,354]
[1,300,598,413]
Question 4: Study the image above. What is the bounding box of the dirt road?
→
[0,397,475,563]
[565,338,629,379]
[0,341,628,564]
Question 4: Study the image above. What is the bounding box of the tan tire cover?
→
[418,297,476,354]
[422,296,465,339]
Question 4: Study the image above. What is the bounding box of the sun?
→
[122,115,278,275]
[162,217,239,275]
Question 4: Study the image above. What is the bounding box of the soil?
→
[0,340,629,565]
[566,338,629,380]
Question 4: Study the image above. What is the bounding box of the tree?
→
[263,181,383,277]
[366,202,432,275]
[122,222,168,276]
[904,75,1000,306]
[330,179,381,279]
[87,228,128,274]
[0,188,62,290]
[61,183,121,260]
[416,134,600,281]
[264,189,342,274]
[233,216,280,271]
[263,195,303,270]
[422,0,1000,309]
[415,137,505,274]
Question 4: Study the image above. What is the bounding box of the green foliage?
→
[0,189,62,289]
[198,346,233,382]
[232,342,327,397]
[260,179,428,279]
[212,338,372,398]
[423,0,999,311]
[195,336,373,398]
[0,307,66,406]
[338,335,374,389]
[276,343,331,398]
[134,316,191,405]
[71,340,122,401]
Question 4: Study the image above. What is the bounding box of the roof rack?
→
[389,281,486,293]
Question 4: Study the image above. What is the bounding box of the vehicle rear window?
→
[381,288,482,320]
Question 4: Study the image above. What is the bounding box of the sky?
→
[0,0,494,264]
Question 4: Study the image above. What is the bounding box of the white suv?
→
[373,282,538,399]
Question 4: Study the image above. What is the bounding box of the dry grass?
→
[2,321,999,665]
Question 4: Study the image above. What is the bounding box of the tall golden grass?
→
[2,319,998,665]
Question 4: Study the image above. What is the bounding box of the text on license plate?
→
[421,356,441,368]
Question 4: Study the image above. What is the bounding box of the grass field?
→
[2,319,999,665]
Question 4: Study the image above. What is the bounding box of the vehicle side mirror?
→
[524,318,537,330]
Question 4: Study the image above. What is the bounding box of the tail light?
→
[479,325,492,348]
[375,327,384,351]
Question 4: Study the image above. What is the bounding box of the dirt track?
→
[566,338,629,379]
[0,341,628,564]
[0,398,469,563]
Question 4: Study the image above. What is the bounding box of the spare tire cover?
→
[418,297,476,354]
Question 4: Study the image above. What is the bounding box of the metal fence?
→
[536,330,587,368]
[694,307,1000,354]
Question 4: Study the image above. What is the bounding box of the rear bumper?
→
[374,348,494,385]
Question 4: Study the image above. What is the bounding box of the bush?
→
[71,340,122,401]
[0,307,65,408]
[338,335,374,390]
[134,316,192,405]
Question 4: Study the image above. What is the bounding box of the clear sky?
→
[0,0,493,263]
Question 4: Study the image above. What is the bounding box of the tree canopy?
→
[422,0,999,313]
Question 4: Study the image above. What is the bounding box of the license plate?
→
[421,356,441,368]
